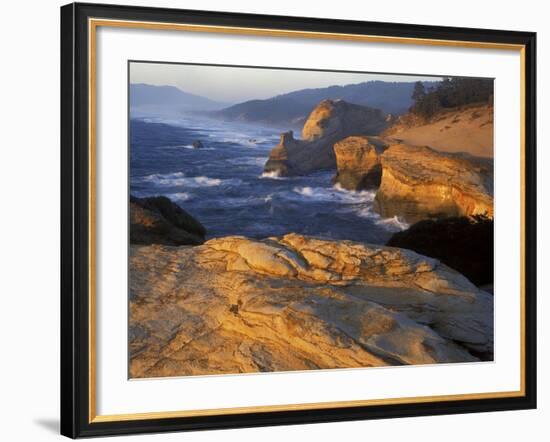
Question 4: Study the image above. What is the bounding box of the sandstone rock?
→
[130,195,206,246]
[374,144,493,223]
[264,99,387,176]
[129,234,493,378]
[332,136,388,190]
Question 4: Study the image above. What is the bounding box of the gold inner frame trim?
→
[88,17,527,424]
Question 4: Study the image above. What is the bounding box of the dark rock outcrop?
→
[264,99,387,176]
[130,195,206,246]
[387,215,493,286]
[332,136,388,190]
[374,144,493,223]
[263,131,302,177]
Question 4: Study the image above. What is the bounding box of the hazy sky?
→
[130,62,442,104]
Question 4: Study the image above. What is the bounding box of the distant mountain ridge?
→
[214,80,439,128]
[130,83,228,113]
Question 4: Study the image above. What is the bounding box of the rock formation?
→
[387,215,493,286]
[130,234,493,378]
[130,195,206,246]
[332,136,388,190]
[264,99,387,176]
[374,144,493,223]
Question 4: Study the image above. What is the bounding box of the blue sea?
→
[130,116,407,244]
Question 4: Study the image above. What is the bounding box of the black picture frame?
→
[61,2,537,438]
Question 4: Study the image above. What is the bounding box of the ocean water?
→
[130,116,407,244]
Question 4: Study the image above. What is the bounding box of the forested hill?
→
[213,80,439,128]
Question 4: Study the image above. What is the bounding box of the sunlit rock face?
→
[374,144,494,224]
[333,136,388,190]
[264,99,387,177]
[129,234,493,378]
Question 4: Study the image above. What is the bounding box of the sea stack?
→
[264,99,387,176]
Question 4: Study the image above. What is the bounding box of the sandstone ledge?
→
[130,234,493,378]
[375,144,493,223]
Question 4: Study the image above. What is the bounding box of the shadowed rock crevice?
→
[387,215,494,286]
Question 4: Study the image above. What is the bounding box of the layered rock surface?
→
[130,234,493,378]
[374,144,493,223]
[264,99,387,176]
[130,195,206,246]
[333,136,388,190]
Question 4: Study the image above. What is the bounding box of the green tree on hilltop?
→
[411,81,426,102]
[411,77,493,118]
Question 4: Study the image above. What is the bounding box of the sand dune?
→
[384,104,493,158]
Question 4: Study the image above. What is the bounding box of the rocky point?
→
[130,234,493,378]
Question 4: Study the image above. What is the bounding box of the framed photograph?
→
[60,2,537,438]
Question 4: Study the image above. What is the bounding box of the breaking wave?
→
[135,172,241,188]
[355,207,409,232]
[291,185,376,204]
[260,171,287,180]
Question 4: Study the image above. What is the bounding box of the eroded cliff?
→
[374,144,493,223]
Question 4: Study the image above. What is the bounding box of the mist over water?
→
[130,116,407,244]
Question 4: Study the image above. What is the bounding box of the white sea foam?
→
[168,192,192,202]
[260,171,286,180]
[136,172,240,188]
[292,184,408,232]
[132,191,192,203]
[354,206,409,232]
[375,216,409,231]
[291,185,376,204]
